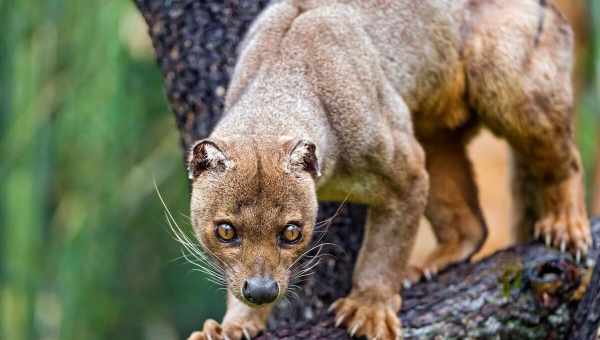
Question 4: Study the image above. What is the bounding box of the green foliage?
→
[500,261,523,299]
[0,1,224,339]
[579,0,600,192]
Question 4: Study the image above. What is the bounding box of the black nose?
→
[242,277,279,305]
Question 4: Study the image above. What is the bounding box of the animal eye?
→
[215,223,237,243]
[280,224,302,244]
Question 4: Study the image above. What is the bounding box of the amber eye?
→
[215,223,237,243]
[280,224,302,244]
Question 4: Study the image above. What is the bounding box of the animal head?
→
[187,135,320,306]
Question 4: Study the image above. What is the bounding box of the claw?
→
[403,279,412,289]
[560,239,566,253]
[207,335,213,340]
[586,258,596,268]
[242,328,251,340]
[328,301,339,313]
[335,314,347,327]
[424,269,432,281]
[349,320,363,336]
[534,227,540,239]
[224,336,232,340]
[576,250,581,263]
[545,234,551,247]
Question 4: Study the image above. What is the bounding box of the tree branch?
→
[133,0,600,338]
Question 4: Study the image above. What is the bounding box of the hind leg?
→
[508,142,590,256]
[415,137,487,279]
[516,146,589,254]
[508,150,588,250]
[464,3,591,255]
[474,80,591,256]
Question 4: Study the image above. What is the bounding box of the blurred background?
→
[0,1,598,340]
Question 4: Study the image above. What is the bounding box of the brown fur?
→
[187,1,590,339]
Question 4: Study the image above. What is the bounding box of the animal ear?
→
[287,139,321,178]
[187,139,231,180]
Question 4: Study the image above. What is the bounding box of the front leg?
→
[331,169,428,339]
[189,292,271,340]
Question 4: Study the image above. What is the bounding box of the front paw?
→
[534,175,592,260]
[329,290,402,340]
[534,210,591,260]
[188,318,264,340]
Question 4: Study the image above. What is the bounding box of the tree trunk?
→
[133,1,600,338]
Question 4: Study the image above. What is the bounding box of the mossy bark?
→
[133,1,600,338]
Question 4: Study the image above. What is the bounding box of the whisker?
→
[186,254,225,280]
[314,193,351,230]
[288,240,340,287]
[309,198,351,263]
[284,286,300,305]
[179,212,193,223]
[191,271,225,285]
[165,214,225,275]
[173,213,237,273]
[154,181,228,286]
[182,251,226,283]
[290,276,314,285]
[288,289,300,302]
[294,259,322,277]
[286,242,337,272]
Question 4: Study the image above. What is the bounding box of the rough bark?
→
[133,0,600,338]
[571,246,600,340]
